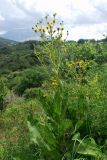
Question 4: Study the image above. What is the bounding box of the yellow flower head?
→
[51,80,58,87]
[67,63,72,68]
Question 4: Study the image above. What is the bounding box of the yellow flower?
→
[51,80,57,87]
[42,27,46,32]
[60,26,64,30]
[67,63,72,68]
[43,93,48,97]
[53,30,56,33]
[57,27,60,31]
[46,26,49,30]
[53,19,56,23]
[38,25,42,31]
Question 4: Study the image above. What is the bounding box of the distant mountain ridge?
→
[1,28,37,42]
[0,37,18,47]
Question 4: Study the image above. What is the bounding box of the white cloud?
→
[0,0,107,40]
[0,14,5,21]
[0,0,27,19]
[12,0,97,22]
[14,0,71,15]
[0,30,7,35]
[68,23,107,40]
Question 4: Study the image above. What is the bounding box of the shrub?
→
[0,78,7,110]
[24,87,41,99]
[15,67,49,95]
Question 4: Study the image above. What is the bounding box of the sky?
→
[0,0,107,41]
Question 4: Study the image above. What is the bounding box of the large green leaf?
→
[27,121,51,151]
[27,121,41,144]
[37,124,57,150]
[77,138,102,158]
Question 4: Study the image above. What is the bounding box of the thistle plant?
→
[32,13,68,41]
[32,13,69,81]
[27,14,107,160]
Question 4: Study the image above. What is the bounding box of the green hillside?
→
[1,38,107,75]
[0,40,40,74]
[0,37,17,47]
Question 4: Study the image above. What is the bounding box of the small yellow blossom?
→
[51,80,58,87]
[43,93,48,98]
[67,63,73,68]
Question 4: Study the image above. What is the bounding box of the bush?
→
[0,78,7,110]
[15,67,49,95]
[24,87,41,99]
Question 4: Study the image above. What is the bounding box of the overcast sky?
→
[0,0,107,41]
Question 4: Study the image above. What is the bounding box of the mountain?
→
[1,28,37,42]
[0,37,18,47]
